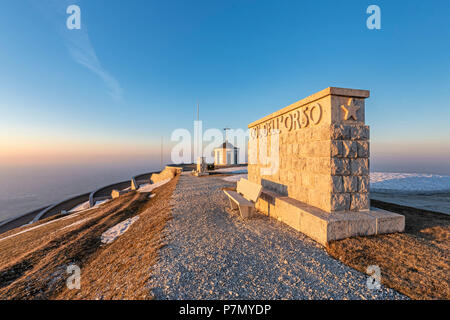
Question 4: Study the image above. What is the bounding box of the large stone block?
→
[297,158,307,171]
[331,175,344,192]
[331,95,367,124]
[357,175,370,193]
[330,140,343,157]
[343,176,358,192]
[331,158,351,175]
[151,166,179,184]
[315,174,331,191]
[318,126,331,141]
[351,125,370,141]
[276,197,301,231]
[363,209,405,234]
[315,141,331,157]
[357,141,370,158]
[308,190,329,211]
[287,171,295,184]
[327,212,376,241]
[350,158,369,176]
[287,144,292,155]
[342,141,358,158]
[314,157,331,174]
[330,193,350,211]
[331,124,351,140]
[350,193,369,211]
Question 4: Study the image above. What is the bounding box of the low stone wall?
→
[89,180,131,207]
[2,168,177,234]
[0,206,50,235]
[150,166,182,184]
[33,192,91,222]
[131,172,157,190]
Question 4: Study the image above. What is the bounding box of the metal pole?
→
[224,127,230,143]
[160,136,163,169]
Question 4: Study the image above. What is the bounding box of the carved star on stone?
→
[340,98,360,121]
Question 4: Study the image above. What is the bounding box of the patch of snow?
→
[222,174,248,182]
[371,172,450,193]
[101,216,140,244]
[138,178,171,193]
[94,199,109,207]
[69,201,90,213]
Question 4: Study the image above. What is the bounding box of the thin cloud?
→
[33,0,123,101]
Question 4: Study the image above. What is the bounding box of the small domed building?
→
[214,141,239,165]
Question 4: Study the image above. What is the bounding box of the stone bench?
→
[224,178,262,218]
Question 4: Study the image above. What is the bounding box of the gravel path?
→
[148,174,406,300]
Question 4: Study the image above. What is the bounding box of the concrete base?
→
[256,189,405,246]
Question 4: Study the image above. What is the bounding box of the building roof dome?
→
[214,141,238,150]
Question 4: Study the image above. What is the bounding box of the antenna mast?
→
[223,127,230,143]
[160,136,163,169]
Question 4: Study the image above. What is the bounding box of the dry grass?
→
[0,176,178,300]
[326,200,450,300]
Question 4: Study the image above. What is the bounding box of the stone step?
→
[363,208,406,235]
[256,190,405,246]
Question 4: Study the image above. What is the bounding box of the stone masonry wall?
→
[150,166,182,184]
[248,87,370,213]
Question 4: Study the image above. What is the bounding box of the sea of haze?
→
[2,162,450,224]
[0,162,162,223]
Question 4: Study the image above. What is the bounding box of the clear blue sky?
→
[0,0,449,173]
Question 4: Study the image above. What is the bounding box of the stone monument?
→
[248,87,404,245]
[193,157,209,177]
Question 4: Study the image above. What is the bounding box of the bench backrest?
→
[237,178,262,202]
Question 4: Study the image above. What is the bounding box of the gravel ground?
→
[148,175,406,300]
